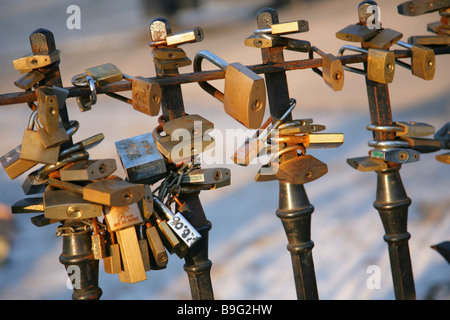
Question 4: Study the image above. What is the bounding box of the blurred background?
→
[0,0,448,300]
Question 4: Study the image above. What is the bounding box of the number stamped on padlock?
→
[167,212,201,247]
[104,202,143,232]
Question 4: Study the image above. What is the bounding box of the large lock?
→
[367,48,396,84]
[115,132,167,182]
[104,202,144,232]
[161,114,214,141]
[144,221,168,269]
[365,28,403,50]
[193,50,266,129]
[130,76,161,116]
[43,189,103,220]
[59,159,117,181]
[116,225,147,283]
[276,154,328,184]
[336,24,378,43]
[346,156,388,172]
[19,110,60,164]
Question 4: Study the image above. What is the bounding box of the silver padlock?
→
[181,167,230,185]
[370,148,420,164]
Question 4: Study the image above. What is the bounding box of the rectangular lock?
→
[37,87,60,133]
[270,20,309,35]
[305,133,344,148]
[370,148,420,163]
[336,24,378,42]
[321,53,345,91]
[346,156,388,172]
[156,134,215,163]
[91,233,107,260]
[151,47,187,60]
[43,189,103,220]
[154,214,188,259]
[436,152,450,164]
[131,76,161,117]
[14,70,45,90]
[145,223,168,269]
[232,137,266,166]
[59,159,117,181]
[153,57,192,70]
[276,155,328,184]
[395,121,435,137]
[411,44,436,80]
[20,128,60,164]
[12,197,44,214]
[116,226,147,283]
[85,63,123,86]
[399,137,442,153]
[365,28,403,49]
[103,242,122,274]
[104,202,144,232]
[367,48,396,84]
[181,167,231,185]
[139,238,151,272]
[244,34,280,48]
[279,123,326,135]
[162,114,214,140]
[1,145,37,180]
[83,179,145,207]
[165,27,204,46]
[13,50,60,71]
[115,132,167,182]
[138,184,154,220]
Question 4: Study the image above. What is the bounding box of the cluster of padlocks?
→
[0,1,449,300]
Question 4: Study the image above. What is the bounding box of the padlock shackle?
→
[337,45,368,76]
[193,50,228,103]
[27,109,38,130]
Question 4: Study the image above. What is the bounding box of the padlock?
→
[336,24,378,42]
[103,238,122,275]
[47,177,145,207]
[436,152,450,164]
[30,214,60,227]
[35,87,70,148]
[397,41,436,80]
[138,184,154,220]
[153,196,201,248]
[137,228,151,272]
[74,76,97,112]
[152,56,192,70]
[347,156,389,172]
[161,114,214,141]
[181,167,230,185]
[309,47,344,91]
[1,145,37,180]
[145,221,168,269]
[149,27,204,47]
[278,120,326,135]
[254,20,309,35]
[151,47,187,60]
[116,226,147,283]
[365,28,403,50]
[399,137,442,153]
[193,50,266,129]
[21,170,48,195]
[244,33,281,48]
[130,76,161,116]
[43,189,103,220]
[12,50,60,71]
[408,35,450,46]
[115,132,167,182]
[232,98,297,166]
[85,63,123,86]
[59,133,104,158]
[276,155,328,184]
[14,70,45,90]
[11,197,44,214]
[19,110,60,164]
[91,218,107,260]
[103,202,144,232]
[153,211,188,259]
[59,159,117,181]
[395,121,435,137]
[153,125,215,164]
[83,179,145,207]
[369,148,420,164]
[367,48,396,84]
[397,0,450,16]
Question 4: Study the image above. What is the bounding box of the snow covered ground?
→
[0,0,448,300]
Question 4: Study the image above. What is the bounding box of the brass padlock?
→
[91,218,107,260]
[365,28,403,50]
[85,63,123,86]
[181,167,231,185]
[336,24,378,42]
[145,221,168,269]
[43,189,103,220]
[395,121,435,137]
[103,237,122,275]
[83,178,145,207]
[244,33,281,49]
[116,226,147,283]
[309,47,344,91]
[253,20,309,35]
[19,110,60,164]
[149,27,204,47]
[151,47,187,60]
[59,159,117,181]
[12,50,60,71]
[346,156,388,172]
[115,132,167,182]
[137,229,151,272]
[130,76,161,116]
[11,197,44,214]
[367,48,396,84]
[436,152,450,164]
[397,41,436,80]
[14,70,45,90]
[104,202,144,232]
[162,114,214,141]
[276,155,328,184]
[194,50,266,129]
[369,148,420,164]
[153,211,188,259]
[1,145,37,180]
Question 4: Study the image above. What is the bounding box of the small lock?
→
[278,120,326,135]
[43,189,103,220]
[399,137,442,153]
[395,121,435,137]
[104,240,122,275]
[12,50,60,71]
[153,211,188,259]
[151,47,187,60]
[1,145,37,180]
[137,184,154,220]
[367,48,396,84]
[150,27,204,47]
[397,41,436,80]
[181,167,231,185]
[309,47,344,91]
[85,63,124,86]
[19,110,60,164]
[194,50,266,129]
[91,219,107,260]
[254,20,309,35]
[11,197,44,214]
[130,76,161,116]
[336,24,378,43]
[397,1,450,16]
[244,33,281,49]
[83,178,145,207]
[346,156,388,172]
[153,125,215,164]
[276,155,328,184]
[104,202,144,232]
[369,148,420,164]
[436,152,450,164]
[145,222,169,269]
[115,132,167,182]
[115,226,147,283]
[161,114,214,141]
[59,159,117,181]
[365,28,403,50]
[14,70,45,90]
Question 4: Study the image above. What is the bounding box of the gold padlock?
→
[309,47,344,91]
[193,50,266,129]
[365,28,403,50]
[276,155,328,184]
[161,114,214,140]
[116,226,147,283]
[130,76,161,116]
[367,48,396,84]
[336,24,378,43]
